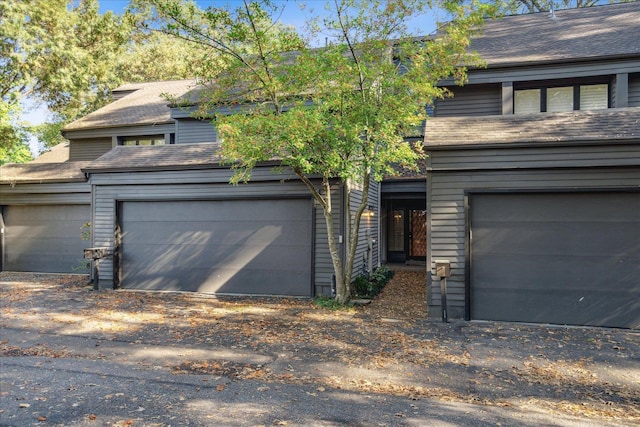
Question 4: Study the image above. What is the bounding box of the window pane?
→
[388,210,404,252]
[547,86,574,112]
[514,89,541,114]
[580,84,608,110]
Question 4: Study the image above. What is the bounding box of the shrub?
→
[352,265,394,299]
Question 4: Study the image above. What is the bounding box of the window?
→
[514,89,541,114]
[547,86,574,112]
[119,135,166,146]
[579,84,608,110]
[514,83,608,114]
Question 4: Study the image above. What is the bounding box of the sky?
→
[24,1,440,155]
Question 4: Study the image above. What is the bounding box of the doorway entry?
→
[386,200,427,264]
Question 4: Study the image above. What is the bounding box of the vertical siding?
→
[346,178,380,280]
[313,181,342,296]
[434,84,502,117]
[629,73,640,107]
[69,138,113,161]
[175,119,219,144]
[426,144,640,319]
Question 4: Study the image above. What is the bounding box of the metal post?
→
[440,277,448,323]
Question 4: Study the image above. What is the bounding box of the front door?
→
[387,203,427,263]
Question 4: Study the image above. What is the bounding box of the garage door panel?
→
[474,288,640,327]
[3,205,90,273]
[120,199,312,296]
[121,222,310,246]
[471,192,640,329]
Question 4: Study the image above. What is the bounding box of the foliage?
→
[0,0,133,122]
[313,296,351,310]
[353,265,395,298]
[0,100,32,164]
[147,0,495,304]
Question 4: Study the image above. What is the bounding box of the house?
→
[1,2,638,328]
[1,79,378,297]
[423,2,640,329]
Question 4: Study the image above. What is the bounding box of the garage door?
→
[470,192,640,329]
[119,199,313,296]
[2,205,90,273]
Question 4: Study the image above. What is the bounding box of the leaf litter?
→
[1,271,639,423]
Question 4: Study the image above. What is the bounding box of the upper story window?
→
[119,134,172,146]
[514,83,609,114]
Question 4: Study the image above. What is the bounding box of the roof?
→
[82,144,225,173]
[30,142,70,163]
[423,107,640,147]
[470,1,640,67]
[0,162,90,184]
[63,80,200,132]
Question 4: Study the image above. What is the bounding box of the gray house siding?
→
[347,179,380,279]
[89,167,340,296]
[426,143,640,327]
[69,138,113,161]
[175,119,218,144]
[434,84,501,117]
[629,73,640,107]
[442,59,640,86]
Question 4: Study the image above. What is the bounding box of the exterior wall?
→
[88,167,340,296]
[175,119,218,144]
[346,178,380,279]
[69,138,113,161]
[444,59,640,86]
[629,73,640,107]
[0,182,90,205]
[425,143,640,319]
[434,84,501,117]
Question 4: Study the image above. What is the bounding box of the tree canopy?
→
[144,0,495,303]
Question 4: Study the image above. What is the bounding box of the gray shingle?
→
[63,80,200,131]
[424,107,640,147]
[0,162,90,184]
[471,2,640,67]
[82,144,225,173]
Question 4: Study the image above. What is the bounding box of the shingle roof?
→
[63,80,200,131]
[0,162,90,184]
[30,142,70,163]
[423,107,640,147]
[82,144,225,173]
[471,1,640,67]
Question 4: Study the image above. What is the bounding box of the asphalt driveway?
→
[1,272,638,426]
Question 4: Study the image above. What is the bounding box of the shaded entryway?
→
[381,179,427,265]
[117,198,313,296]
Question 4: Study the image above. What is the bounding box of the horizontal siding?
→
[434,84,501,117]
[64,124,174,140]
[0,183,90,205]
[629,73,640,107]
[428,144,640,170]
[69,138,113,161]
[176,119,218,144]
[448,59,640,86]
[427,166,640,318]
